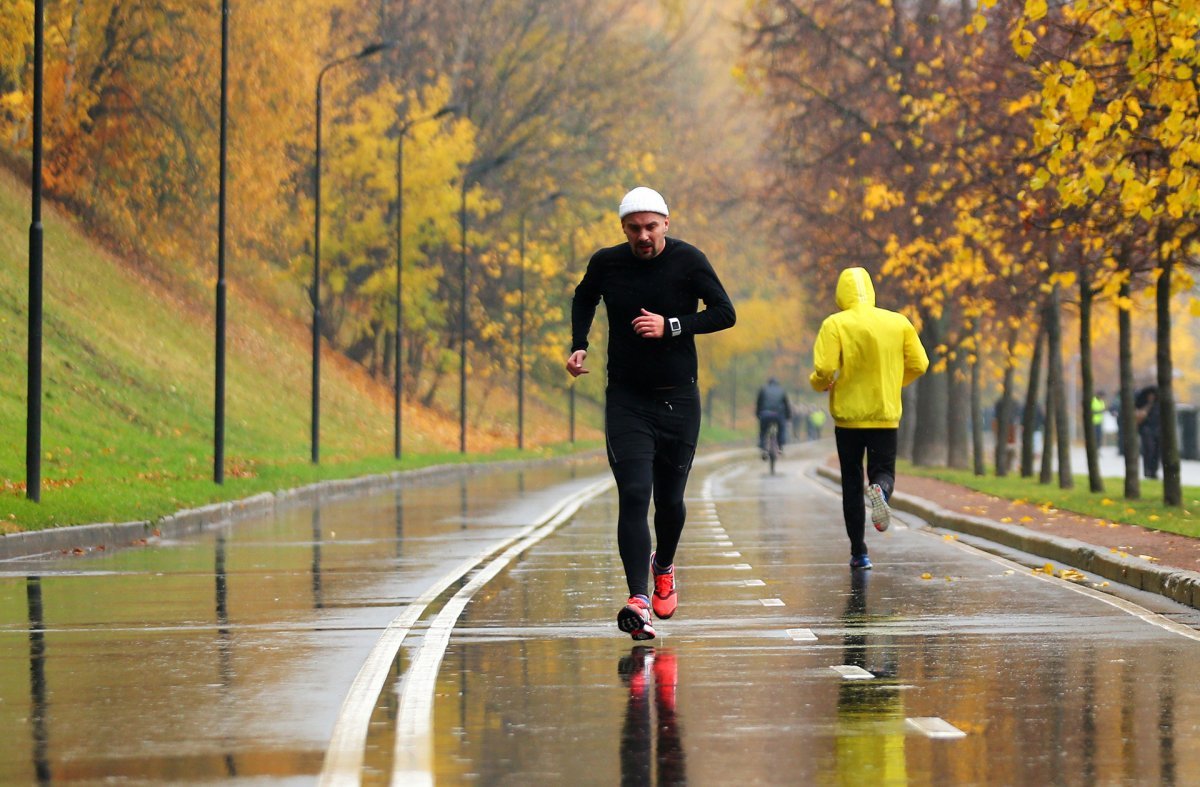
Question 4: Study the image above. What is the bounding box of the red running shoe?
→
[651,557,678,619]
[617,596,656,640]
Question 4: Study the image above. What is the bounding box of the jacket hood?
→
[836,267,876,310]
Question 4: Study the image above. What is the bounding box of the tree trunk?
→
[995,326,1018,477]
[1046,285,1073,489]
[898,386,917,461]
[912,320,947,466]
[1118,267,1139,499]
[1079,255,1103,492]
[1021,323,1046,478]
[1039,378,1055,485]
[947,351,970,469]
[1157,235,1182,506]
[971,353,985,476]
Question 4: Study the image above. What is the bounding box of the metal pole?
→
[569,384,576,444]
[214,0,229,484]
[459,175,468,454]
[517,211,526,451]
[310,43,392,465]
[394,128,404,459]
[311,71,323,465]
[26,0,45,502]
[391,105,458,459]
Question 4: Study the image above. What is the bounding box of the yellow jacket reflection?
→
[809,267,929,428]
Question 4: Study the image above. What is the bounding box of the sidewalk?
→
[817,446,1200,612]
[1075,444,1200,486]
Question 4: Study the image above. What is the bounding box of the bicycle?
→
[765,421,779,475]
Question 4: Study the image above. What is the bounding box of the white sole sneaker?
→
[867,483,890,532]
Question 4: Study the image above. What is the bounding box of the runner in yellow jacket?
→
[810,267,929,570]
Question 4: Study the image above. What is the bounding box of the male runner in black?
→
[567,186,736,639]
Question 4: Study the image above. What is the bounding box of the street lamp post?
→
[392,104,457,460]
[311,41,391,464]
[458,175,469,454]
[515,192,564,450]
[214,0,230,484]
[26,0,45,502]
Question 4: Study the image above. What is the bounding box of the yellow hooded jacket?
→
[809,267,929,428]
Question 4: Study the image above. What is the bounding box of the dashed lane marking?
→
[831,665,874,680]
[905,717,967,739]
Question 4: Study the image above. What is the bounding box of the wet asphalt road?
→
[2,444,1200,785]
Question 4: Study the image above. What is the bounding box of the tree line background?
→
[741,0,1200,507]
[0,0,1197,506]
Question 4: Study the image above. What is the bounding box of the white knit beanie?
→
[618,187,669,219]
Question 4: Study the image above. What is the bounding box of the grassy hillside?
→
[0,168,617,532]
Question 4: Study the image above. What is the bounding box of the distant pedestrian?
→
[568,186,736,640]
[1091,391,1107,449]
[1135,385,1160,479]
[807,408,827,440]
[810,267,929,571]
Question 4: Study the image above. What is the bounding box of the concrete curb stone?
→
[816,465,1200,612]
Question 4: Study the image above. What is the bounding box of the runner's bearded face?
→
[621,212,669,259]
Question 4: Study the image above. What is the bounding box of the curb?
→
[816,465,1200,611]
[0,453,606,563]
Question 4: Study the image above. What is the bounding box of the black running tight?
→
[606,384,700,598]
[834,426,897,558]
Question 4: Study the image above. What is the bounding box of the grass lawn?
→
[901,461,1200,539]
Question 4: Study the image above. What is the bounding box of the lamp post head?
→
[357,41,397,58]
[433,103,465,120]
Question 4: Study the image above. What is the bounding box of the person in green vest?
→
[808,408,827,440]
[1091,391,1107,449]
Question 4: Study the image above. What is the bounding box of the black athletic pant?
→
[606,383,701,599]
[834,426,898,559]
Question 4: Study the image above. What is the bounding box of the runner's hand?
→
[632,308,664,339]
[566,350,590,377]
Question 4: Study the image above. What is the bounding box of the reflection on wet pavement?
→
[432,448,1200,785]
[3,447,1200,784]
[619,646,685,786]
[0,460,607,784]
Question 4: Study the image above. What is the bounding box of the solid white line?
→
[390,480,612,785]
[938,532,1200,643]
[319,477,611,787]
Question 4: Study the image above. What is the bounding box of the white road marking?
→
[832,665,874,680]
[931,529,1200,643]
[906,717,967,739]
[319,477,612,787]
[732,563,753,570]
[744,579,766,587]
[787,628,818,641]
[760,598,785,607]
[385,452,740,785]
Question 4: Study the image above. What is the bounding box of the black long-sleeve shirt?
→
[571,237,736,389]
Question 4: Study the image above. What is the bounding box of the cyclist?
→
[568,186,736,640]
[755,377,792,459]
